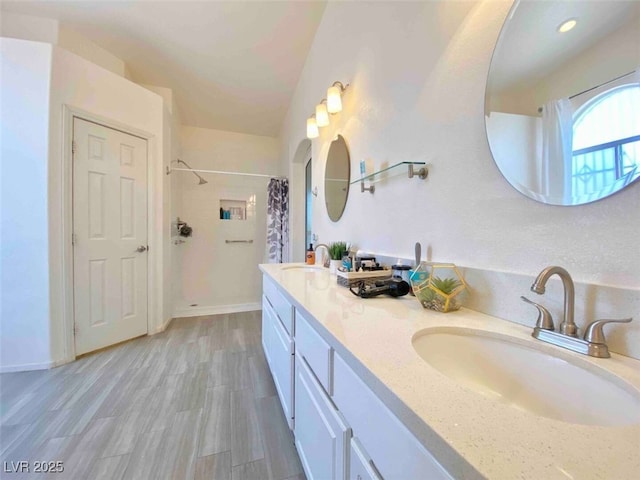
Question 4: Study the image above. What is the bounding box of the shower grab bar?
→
[225,240,254,244]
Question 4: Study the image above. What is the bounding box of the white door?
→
[73,118,148,355]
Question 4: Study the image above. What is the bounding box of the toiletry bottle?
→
[306,244,315,265]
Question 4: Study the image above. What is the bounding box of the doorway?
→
[72,118,149,355]
[304,156,313,249]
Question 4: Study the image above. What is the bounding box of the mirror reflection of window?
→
[572,85,640,198]
[485,0,640,205]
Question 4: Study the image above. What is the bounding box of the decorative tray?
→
[336,269,392,287]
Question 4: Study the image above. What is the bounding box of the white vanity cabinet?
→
[349,437,382,480]
[261,272,452,480]
[262,277,295,429]
[294,309,350,480]
[333,353,452,480]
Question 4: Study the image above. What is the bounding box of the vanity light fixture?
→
[557,18,577,33]
[327,81,349,114]
[315,100,330,127]
[307,114,319,139]
[306,81,349,140]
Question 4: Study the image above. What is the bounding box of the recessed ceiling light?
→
[558,18,577,33]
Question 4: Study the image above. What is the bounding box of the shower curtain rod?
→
[166,166,287,179]
[537,70,637,113]
[569,70,636,99]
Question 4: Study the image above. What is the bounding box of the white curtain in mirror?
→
[540,98,573,201]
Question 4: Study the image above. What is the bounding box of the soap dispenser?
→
[306,244,315,265]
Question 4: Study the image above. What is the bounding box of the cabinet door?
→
[261,296,273,366]
[266,299,294,429]
[271,300,294,428]
[349,437,382,480]
[295,355,349,480]
[263,275,294,334]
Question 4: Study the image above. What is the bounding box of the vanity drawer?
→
[333,353,451,480]
[349,437,382,480]
[295,309,332,393]
[264,275,294,335]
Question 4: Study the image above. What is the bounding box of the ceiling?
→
[489,0,639,95]
[1,1,327,137]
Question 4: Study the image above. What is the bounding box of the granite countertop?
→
[259,263,640,480]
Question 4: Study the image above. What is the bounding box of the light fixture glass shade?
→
[315,103,330,127]
[306,116,319,139]
[557,19,577,33]
[327,86,342,113]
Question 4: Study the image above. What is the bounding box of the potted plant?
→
[328,241,348,274]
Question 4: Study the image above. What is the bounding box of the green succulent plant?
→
[430,276,462,295]
[328,241,348,260]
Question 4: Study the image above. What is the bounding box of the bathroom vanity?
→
[259,263,640,480]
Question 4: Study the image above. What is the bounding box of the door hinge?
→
[72,140,76,155]
[73,324,78,336]
[72,233,77,245]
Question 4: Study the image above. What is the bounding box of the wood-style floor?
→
[0,312,305,480]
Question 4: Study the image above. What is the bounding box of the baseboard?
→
[173,302,261,319]
[0,360,57,373]
[151,317,173,334]
[52,357,75,368]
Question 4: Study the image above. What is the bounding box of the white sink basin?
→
[412,327,640,426]
[281,264,325,272]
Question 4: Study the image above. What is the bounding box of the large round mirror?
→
[486,0,640,205]
[325,135,351,222]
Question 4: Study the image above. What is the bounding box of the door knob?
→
[136,245,147,253]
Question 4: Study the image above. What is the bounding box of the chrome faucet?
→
[530,266,577,337]
[523,266,633,358]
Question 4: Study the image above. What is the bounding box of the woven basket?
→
[336,269,392,288]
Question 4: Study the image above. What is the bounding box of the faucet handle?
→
[521,296,554,330]
[583,318,632,344]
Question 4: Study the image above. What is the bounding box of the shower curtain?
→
[266,178,289,263]
[540,97,573,202]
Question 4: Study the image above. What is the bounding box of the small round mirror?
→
[485,0,640,205]
[324,135,351,222]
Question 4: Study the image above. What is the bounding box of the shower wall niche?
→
[220,199,247,220]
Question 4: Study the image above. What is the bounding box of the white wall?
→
[141,85,175,115]
[0,38,168,371]
[174,126,280,316]
[1,12,127,77]
[140,84,181,330]
[0,11,58,44]
[47,45,168,365]
[486,111,540,193]
[167,98,183,321]
[0,39,53,371]
[58,26,126,78]
[280,0,640,289]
